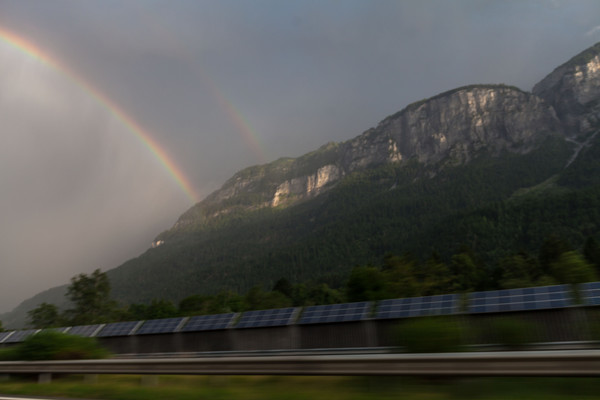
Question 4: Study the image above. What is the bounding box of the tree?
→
[550,251,597,285]
[210,290,245,314]
[382,255,420,299]
[64,269,115,325]
[28,302,61,328]
[498,252,540,289]
[272,278,293,299]
[178,291,245,315]
[584,237,600,274]
[346,266,387,302]
[449,252,480,292]
[539,235,571,274]
[178,294,212,315]
[291,283,309,306]
[244,286,291,310]
[305,283,343,306]
[420,254,452,295]
[143,299,178,319]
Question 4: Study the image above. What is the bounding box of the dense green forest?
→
[103,134,600,304]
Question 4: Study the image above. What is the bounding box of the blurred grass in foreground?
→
[2,375,600,399]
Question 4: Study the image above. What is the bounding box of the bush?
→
[396,317,465,353]
[483,318,538,349]
[0,347,18,361]
[7,331,110,361]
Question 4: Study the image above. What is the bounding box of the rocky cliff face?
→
[171,85,561,231]
[167,42,600,234]
[533,42,600,135]
[366,85,561,166]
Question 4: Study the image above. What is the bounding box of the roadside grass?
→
[1,375,600,399]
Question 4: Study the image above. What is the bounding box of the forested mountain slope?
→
[106,41,600,304]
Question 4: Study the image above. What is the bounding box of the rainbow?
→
[203,78,268,165]
[0,26,200,203]
[123,9,269,165]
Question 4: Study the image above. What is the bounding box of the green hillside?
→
[104,134,589,304]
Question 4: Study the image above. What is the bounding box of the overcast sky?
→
[0,0,599,313]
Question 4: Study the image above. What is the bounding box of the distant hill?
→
[3,41,600,328]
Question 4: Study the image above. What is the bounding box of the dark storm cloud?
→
[0,0,599,311]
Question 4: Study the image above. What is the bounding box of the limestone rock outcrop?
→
[533,42,600,135]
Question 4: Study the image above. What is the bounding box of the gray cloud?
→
[0,0,599,311]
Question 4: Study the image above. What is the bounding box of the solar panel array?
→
[8,282,600,345]
[4,329,37,343]
[580,282,600,306]
[299,302,371,324]
[0,331,14,343]
[96,321,141,337]
[236,307,297,329]
[468,285,573,314]
[181,313,237,332]
[376,294,459,319]
[137,317,186,335]
[68,324,104,337]
[42,327,69,334]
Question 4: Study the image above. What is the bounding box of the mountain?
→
[533,42,600,135]
[3,42,600,328]
[164,84,561,234]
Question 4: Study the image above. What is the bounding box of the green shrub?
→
[9,331,110,361]
[484,318,538,349]
[396,317,465,353]
[0,347,18,361]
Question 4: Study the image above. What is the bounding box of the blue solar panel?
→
[236,307,297,329]
[467,285,573,314]
[299,302,372,324]
[4,329,38,343]
[41,327,70,334]
[181,313,237,332]
[0,331,14,343]
[96,321,141,337]
[376,295,459,319]
[137,317,186,335]
[580,282,600,306]
[67,324,104,337]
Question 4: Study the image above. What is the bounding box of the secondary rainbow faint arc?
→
[203,77,268,165]
[0,27,200,203]
[130,7,269,165]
